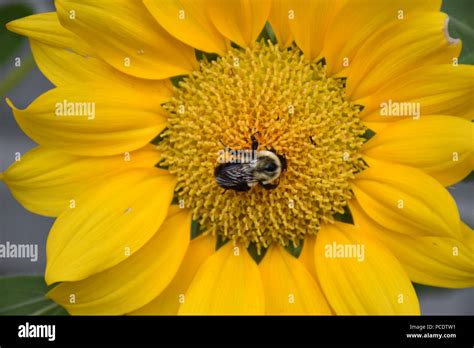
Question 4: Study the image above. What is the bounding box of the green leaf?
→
[285,239,304,258]
[191,219,204,239]
[195,49,219,62]
[361,128,376,142]
[170,75,187,88]
[462,171,474,182]
[247,242,268,264]
[442,0,474,63]
[0,275,68,315]
[150,133,164,145]
[458,51,474,65]
[0,4,33,64]
[333,205,354,224]
[257,22,277,44]
[215,234,229,250]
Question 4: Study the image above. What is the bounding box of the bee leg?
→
[250,134,259,151]
[309,136,316,145]
[219,139,227,147]
[219,139,235,153]
[261,179,280,190]
[279,154,288,171]
[266,146,277,154]
[261,182,279,190]
[234,182,253,192]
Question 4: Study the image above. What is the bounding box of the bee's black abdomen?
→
[214,162,255,192]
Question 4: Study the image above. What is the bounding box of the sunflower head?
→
[161,41,367,250]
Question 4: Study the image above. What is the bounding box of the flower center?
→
[159,42,366,251]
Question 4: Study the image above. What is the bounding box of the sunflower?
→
[2,0,473,315]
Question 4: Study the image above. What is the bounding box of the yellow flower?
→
[2,0,473,315]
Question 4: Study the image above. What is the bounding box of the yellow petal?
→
[6,12,90,54]
[350,200,474,288]
[29,41,167,97]
[178,242,265,315]
[268,0,293,48]
[315,222,420,315]
[48,207,191,315]
[143,0,229,55]
[287,0,344,61]
[208,0,271,48]
[346,12,461,100]
[7,84,167,156]
[45,169,176,284]
[131,235,216,315]
[7,13,173,95]
[322,0,442,75]
[55,0,197,79]
[1,145,160,217]
[353,159,462,239]
[357,64,474,121]
[362,116,474,186]
[298,236,317,279]
[362,121,391,134]
[39,43,171,98]
[259,245,331,315]
[430,157,473,188]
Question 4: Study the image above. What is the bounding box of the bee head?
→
[254,151,283,183]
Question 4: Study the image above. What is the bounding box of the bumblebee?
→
[214,135,287,192]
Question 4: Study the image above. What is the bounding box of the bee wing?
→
[214,162,257,190]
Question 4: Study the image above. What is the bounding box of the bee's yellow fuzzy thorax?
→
[160,42,366,251]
